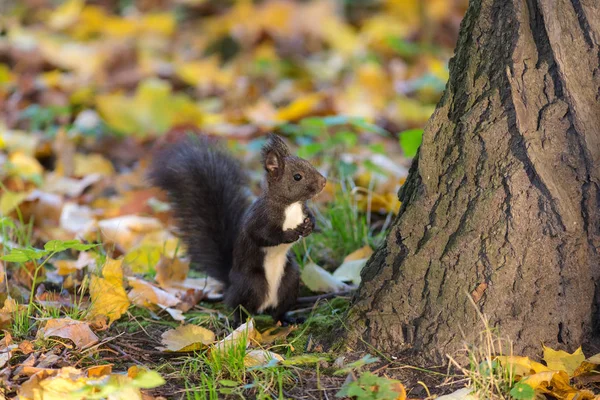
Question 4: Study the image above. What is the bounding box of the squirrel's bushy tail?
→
[148,137,251,285]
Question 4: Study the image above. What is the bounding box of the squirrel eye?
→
[293,174,302,181]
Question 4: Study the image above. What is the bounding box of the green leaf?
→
[1,248,49,262]
[0,250,31,263]
[131,369,166,389]
[510,382,535,400]
[297,143,324,159]
[399,128,423,158]
[368,143,386,154]
[346,383,367,398]
[332,131,358,147]
[219,380,240,387]
[281,354,327,366]
[349,118,388,136]
[299,117,327,137]
[44,240,97,253]
[334,354,380,375]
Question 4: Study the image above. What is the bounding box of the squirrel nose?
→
[319,175,326,190]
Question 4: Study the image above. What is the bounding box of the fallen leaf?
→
[159,324,216,352]
[7,151,43,179]
[343,246,374,262]
[41,318,99,349]
[332,259,367,286]
[257,325,296,345]
[0,190,31,216]
[73,153,115,177]
[127,277,180,309]
[301,262,350,293]
[496,355,552,378]
[97,215,163,251]
[275,93,324,122]
[86,364,112,377]
[43,173,102,197]
[18,341,34,355]
[87,258,130,326]
[96,78,203,136]
[155,256,189,286]
[212,320,256,353]
[244,349,284,367]
[542,345,585,376]
[436,388,478,399]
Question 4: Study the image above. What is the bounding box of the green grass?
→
[295,174,391,269]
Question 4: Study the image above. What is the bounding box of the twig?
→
[296,291,354,305]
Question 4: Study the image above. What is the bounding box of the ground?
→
[2,1,600,399]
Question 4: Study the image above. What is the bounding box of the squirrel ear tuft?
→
[262,134,290,175]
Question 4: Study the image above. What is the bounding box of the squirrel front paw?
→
[296,217,314,237]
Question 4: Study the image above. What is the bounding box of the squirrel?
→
[148,134,327,325]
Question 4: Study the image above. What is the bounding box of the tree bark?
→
[346,0,600,363]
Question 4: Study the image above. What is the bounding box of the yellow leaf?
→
[0,190,31,215]
[124,246,161,274]
[38,39,105,79]
[96,79,203,136]
[276,94,323,122]
[174,58,233,88]
[8,151,43,178]
[244,349,284,367]
[139,13,176,36]
[42,318,99,349]
[321,20,361,56]
[344,246,374,262]
[496,355,551,378]
[543,345,585,376]
[103,16,138,38]
[73,153,114,177]
[0,63,13,86]
[395,97,436,126]
[523,370,593,399]
[520,370,560,389]
[87,259,129,326]
[47,0,84,30]
[71,5,106,39]
[124,230,180,273]
[159,324,216,352]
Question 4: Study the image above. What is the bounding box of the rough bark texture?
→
[346,0,600,363]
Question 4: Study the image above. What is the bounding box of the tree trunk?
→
[346,0,600,363]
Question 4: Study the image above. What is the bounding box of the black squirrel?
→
[148,134,326,325]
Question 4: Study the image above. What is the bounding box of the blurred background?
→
[0,0,468,262]
[0,0,467,141]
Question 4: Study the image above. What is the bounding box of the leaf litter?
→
[1,0,583,398]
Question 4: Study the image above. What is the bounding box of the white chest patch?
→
[282,202,305,231]
[258,202,305,312]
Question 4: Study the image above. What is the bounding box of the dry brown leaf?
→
[18,341,34,355]
[41,318,99,349]
[127,277,180,308]
[155,256,189,286]
[257,325,296,345]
